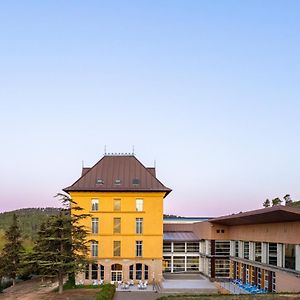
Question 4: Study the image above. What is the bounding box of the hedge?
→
[96,284,116,300]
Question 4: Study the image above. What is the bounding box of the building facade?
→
[163,206,300,292]
[64,154,171,284]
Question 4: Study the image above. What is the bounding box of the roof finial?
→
[82,160,84,168]
[154,159,156,168]
[132,145,135,155]
[104,145,107,155]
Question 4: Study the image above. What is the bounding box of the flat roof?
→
[210,205,300,226]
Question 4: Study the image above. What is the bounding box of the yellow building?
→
[64,154,171,284]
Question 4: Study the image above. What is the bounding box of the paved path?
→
[114,291,159,300]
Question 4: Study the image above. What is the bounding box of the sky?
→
[0,1,300,216]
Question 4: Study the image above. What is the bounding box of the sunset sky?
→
[1,1,300,216]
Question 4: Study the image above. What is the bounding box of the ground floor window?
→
[186,256,199,271]
[129,263,149,280]
[173,256,185,272]
[85,263,105,281]
[111,264,122,282]
[163,257,171,272]
[215,259,230,277]
[92,264,98,279]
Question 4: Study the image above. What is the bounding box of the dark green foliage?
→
[96,284,116,300]
[263,199,270,208]
[26,194,90,294]
[272,197,282,206]
[0,214,24,286]
[0,207,61,250]
[287,200,300,208]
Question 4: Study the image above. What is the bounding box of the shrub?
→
[96,284,116,300]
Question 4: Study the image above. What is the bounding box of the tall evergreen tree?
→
[0,214,24,286]
[263,198,270,208]
[28,194,90,294]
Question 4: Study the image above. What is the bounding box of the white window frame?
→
[91,218,99,234]
[91,199,99,211]
[91,241,98,257]
[136,240,143,257]
[136,199,143,212]
[136,218,143,234]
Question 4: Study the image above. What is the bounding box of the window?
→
[136,199,143,211]
[91,241,98,257]
[244,242,250,259]
[173,256,185,272]
[234,241,239,257]
[187,256,199,271]
[132,178,140,185]
[215,259,230,278]
[96,179,104,184]
[187,242,199,252]
[114,179,121,185]
[113,218,121,234]
[85,264,89,279]
[255,242,262,262]
[129,265,134,280]
[111,264,122,282]
[173,242,185,252]
[91,199,99,211]
[163,256,171,272]
[113,241,121,256]
[136,240,143,257]
[99,265,104,280]
[215,241,230,256]
[136,218,143,234]
[285,244,296,270]
[114,199,121,211]
[163,243,171,253]
[268,243,277,266]
[92,218,99,234]
[144,265,149,280]
[136,263,142,280]
[92,264,98,280]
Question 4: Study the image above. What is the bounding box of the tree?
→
[0,214,24,286]
[263,199,270,208]
[272,197,282,206]
[283,194,292,205]
[27,194,90,294]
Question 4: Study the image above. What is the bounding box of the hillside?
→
[287,200,300,208]
[0,207,61,250]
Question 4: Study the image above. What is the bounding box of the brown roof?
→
[210,205,300,225]
[64,155,171,196]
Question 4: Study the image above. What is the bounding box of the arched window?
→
[111,264,122,282]
[92,264,98,279]
[136,263,142,280]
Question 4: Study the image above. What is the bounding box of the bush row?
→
[96,284,116,300]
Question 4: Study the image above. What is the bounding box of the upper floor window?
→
[244,241,250,259]
[114,199,121,211]
[113,218,121,234]
[113,241,121,256]
[136,240,143,257]
[136,199,143,211]
[91,199,99,211]
[91,218,99,234]
[91,241,98,257]
[136,218,143,234]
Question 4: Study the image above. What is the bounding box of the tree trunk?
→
[58,273,64,294]
[12,278,16,286]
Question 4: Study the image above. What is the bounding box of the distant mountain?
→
[0,207,61,250]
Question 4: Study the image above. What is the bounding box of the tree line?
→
[263,194,293,207]
[0,194,90,294]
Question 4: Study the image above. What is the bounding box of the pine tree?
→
[263,199,270,208]
[28,194,90,294]
[0,214,24,286]
[283,194,292,205]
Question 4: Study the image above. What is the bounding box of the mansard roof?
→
[63,155,171,197]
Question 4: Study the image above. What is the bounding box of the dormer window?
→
[132,178,140,185]
[114,179,121,185]
[96,179,104,185]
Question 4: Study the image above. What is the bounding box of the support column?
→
[205,240,210,255]
[238,241,243,258]
[277,243,283,268]
[249,242,255,261]
[262,242,268,264]
[230,241,235,256]
[296,245,300,271]
[184,255,187,272]
[171,255,174,273]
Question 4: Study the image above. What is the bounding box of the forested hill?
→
[0,208,61,248]
[287,200,300,208]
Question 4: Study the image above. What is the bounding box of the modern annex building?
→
[64,154,300,292]
[64,154,171,283]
